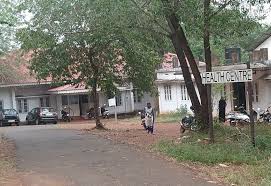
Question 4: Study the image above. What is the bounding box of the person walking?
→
[219,97,227,122]
[144,103,155,134]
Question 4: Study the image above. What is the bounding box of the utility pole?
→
[247,59,255,147]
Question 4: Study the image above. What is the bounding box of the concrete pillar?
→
[11,88,16,110]
[130,83,135,112]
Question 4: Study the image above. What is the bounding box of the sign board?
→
[201,69,253,84]
[108,97,116,107]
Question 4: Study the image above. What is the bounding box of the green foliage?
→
[0,0,19,54]
[175,0,269,63]
[17,0,161,95]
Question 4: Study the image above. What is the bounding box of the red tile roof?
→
[0,50,51,85]
[48,83,86,92]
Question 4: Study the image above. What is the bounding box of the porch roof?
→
[48,83,90,95]
[48,83,132,95]
[264,74,271,80]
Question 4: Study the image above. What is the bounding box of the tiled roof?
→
[48,83,87,92]
[0,50,51,85]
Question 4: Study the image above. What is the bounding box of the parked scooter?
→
[61,107,72,122]
[258,106,271,123]
[225,105,257,125]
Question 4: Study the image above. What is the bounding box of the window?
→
[30,108,36,114]
[164,85,172,101]
[0,100,3,110]
[40,98,43,107]
[17,99,28,113]
[172,56,179,68]
[46,97,50,107]
[116,94,122,106]
[252,82,259,102]
[180,85,189,100]
[40,97,50,107]
[69,95,79,104]
[133,90,142,103]
[81,95,89,104]
[62,95,68,106]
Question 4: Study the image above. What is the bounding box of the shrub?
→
[256,135,271,152]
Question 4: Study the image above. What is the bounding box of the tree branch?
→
[0,21,12,26]
[130,0,170,34]
[209,0,234,18]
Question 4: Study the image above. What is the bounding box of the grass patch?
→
[156,107,188,123]
[154,124,271,185]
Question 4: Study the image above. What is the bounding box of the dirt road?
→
[1,125,216,186]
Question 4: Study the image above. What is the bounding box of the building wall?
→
[255,36,271,60]
[15,85,51,97]
[134,93,155,111]
[251,79,271,111]
[105,90,134,115]
[0,88,12,110]
[158,83,192,113]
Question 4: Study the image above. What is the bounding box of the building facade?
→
[0,52,154,122]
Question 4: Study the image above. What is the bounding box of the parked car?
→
[0,109,20,127]
[26,107,58,125]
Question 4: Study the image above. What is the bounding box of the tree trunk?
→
[170,36,201,118]
[92,79,104,129]
[87,51,104,129]
[162,0,209,128]
[204,0,214,142]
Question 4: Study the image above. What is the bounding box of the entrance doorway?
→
[79,95,89,116]
[232,82,246,110]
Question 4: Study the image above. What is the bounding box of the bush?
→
[256,135,271,151]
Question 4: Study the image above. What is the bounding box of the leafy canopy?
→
[17,0,162,95]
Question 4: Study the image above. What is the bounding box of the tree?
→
[17,0,160,129]
[0,0,18,54]
[121,0,270,134]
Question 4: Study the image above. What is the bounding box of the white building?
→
[156,53,205,113]
[156,33,271,115]
[0,52,154,122]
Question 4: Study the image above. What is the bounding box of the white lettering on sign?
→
[201,69,253,84]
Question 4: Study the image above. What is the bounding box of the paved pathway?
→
[1,125,216,186]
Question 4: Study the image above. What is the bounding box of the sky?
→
[262,12,271,25]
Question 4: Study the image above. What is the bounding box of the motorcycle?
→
[87,108,95,119]
[180,106,200,133]
[87,107,110,119]
[258,106,271,123]
[61,109,71,122]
